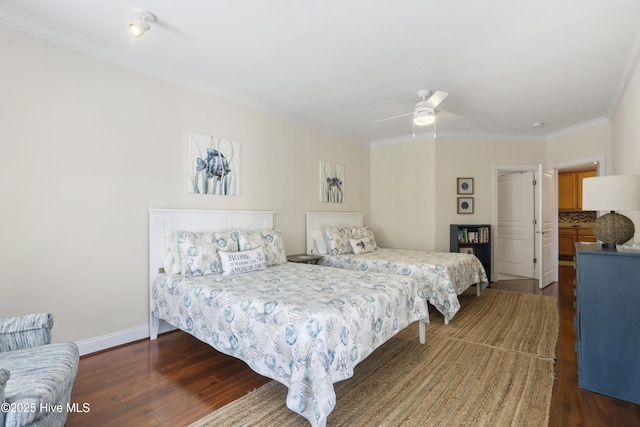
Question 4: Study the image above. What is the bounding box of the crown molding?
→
[0,5,623,149]
[545,117,611,139]
[606,14,640,119]
[369,130,546,146]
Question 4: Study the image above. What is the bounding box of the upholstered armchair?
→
[0,313,79,427]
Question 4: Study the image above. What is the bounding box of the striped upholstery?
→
[0,314,53,352]
[0,368,9,426]
[0,314,79,427]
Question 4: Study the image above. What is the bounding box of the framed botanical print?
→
[320,160,344,203]
[457,177,474,194]
[457,197,474,214]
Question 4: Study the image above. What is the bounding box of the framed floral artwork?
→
[320,161,344,203]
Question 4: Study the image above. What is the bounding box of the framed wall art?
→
[457,197,474,214]
[457,177,474,194]
[188,132,240,196]
[320,160,344,203]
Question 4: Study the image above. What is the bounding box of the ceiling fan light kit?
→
[413,108,435,126]
[374,89,448,131]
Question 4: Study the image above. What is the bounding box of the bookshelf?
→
[450,224,491,282]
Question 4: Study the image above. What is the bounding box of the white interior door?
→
[497,171,535,278]
[537,165,557,288]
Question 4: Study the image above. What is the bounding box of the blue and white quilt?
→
[152,262,429,426]
[320,248,489,322]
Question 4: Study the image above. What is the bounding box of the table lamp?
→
[581,175,640,248]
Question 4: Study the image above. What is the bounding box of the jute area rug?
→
[189,288,559,427]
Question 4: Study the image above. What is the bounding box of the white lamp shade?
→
[581,175,640,211]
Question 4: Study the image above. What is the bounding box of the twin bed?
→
[149,209,429,427]
[306,212,489,324]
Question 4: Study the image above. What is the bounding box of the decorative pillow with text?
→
[219,247,267,275]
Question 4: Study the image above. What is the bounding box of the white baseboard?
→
[76,323,176,356]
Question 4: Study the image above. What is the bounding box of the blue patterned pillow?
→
[325,227,352,255]
[237,230,287,266]
[176,230,239,276]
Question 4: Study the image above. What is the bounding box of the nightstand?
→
[287,254,323,264]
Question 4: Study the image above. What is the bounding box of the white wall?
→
[0,24,370,344]
[370,135,546,252]
[433,137,545,251]
[370,137,436,250]
[612,59,640,238]
[545,120,612,172]
[369,125,618,255]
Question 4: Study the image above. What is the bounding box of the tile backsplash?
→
[559,211,597,223]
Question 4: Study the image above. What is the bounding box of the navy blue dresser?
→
[575,243,640,404]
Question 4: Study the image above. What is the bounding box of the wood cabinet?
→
[559,227,596,258]
[450,224,491,281]
[575,243,640,404]
[558,172,578,210]
[558,228,577,258]
[576,170,596,209]
[577,228,597,242]
[558,171,596,211]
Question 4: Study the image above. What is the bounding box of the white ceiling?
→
[2,0,640,144]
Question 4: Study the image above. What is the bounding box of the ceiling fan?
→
[373,89,449,127]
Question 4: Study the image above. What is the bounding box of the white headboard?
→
[148,209,274,336]
[305,211,364,253]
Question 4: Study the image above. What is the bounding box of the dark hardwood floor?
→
[67,265,640,426]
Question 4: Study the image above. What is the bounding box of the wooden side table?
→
[287,254,323,264]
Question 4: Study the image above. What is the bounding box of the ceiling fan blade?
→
[372,111,413,123]
[425,91,449,109]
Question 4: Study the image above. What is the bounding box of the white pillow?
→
[219,247,267,275]
[312,229,329,254]
[163,232,182,275]
[349,238,375,254]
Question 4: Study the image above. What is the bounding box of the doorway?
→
[493,164,557,288]
[496,171,535,279]
[555,156,603,266]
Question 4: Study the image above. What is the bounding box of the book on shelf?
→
[457,227,490,244]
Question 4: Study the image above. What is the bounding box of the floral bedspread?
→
[152,262,429,426]
[320,248,489,321]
